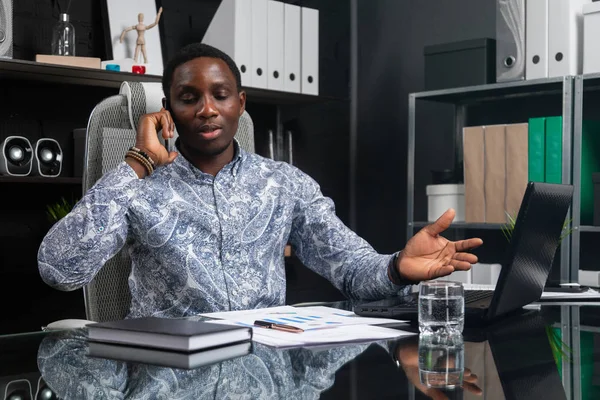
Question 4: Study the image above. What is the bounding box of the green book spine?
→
[528,117,545,182]
[545,116,563,184]
[580,120,600,225]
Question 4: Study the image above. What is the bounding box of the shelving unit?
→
[0,58,340,105]
[0,176,82,184]
[570,74,600,281]
[408,76,574,282]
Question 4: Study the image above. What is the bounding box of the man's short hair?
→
[162,42,242,101]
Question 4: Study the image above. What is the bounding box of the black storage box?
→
[594,172,600,226]
[73,128,86,178]
[424,38,496,91]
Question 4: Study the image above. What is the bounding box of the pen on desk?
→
[254,320,304,333]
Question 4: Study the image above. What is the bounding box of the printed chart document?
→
[200,306,415,348]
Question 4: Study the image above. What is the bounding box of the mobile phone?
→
[544,285,589,293]
[162,98,172,151]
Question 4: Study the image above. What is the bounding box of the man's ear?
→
[238,91,246,116]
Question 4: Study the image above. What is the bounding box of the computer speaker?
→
[32,138,63,177]
[0,0,12,59]
[0,136,33,176]
[1,378,32,400]
[0,374,58,400]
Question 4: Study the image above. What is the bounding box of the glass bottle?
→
[51,13,76,56]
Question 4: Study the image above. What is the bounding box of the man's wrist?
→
[125,157,149,179]
[387,251,419,286]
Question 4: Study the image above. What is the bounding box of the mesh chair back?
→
[236,111,255,153]
[82,94,135,322]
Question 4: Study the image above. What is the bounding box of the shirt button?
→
[98,226,104,232]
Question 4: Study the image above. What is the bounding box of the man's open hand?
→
[396,208,483,282]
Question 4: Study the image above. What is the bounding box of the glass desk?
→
[1,302,599,400]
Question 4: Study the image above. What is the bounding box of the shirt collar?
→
[172,138,246,180]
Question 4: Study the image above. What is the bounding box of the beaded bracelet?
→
[125,150,154,175]
[126,151,153,174]
[129,146,156,167]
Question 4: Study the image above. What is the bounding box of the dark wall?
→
[13,0,106,60]
[354,0,496,252]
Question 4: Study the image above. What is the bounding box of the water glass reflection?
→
[418,332,465,389]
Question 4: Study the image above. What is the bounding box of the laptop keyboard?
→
[465,290,493,303]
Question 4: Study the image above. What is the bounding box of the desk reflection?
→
[395,310,567,400]
[36,309,570,400]
[37,328,391,399]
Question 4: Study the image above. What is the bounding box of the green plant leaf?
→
[560,217,573,242]
[546,326,573,367]
[502,211,573,243]
[501,211,518,242]
[46,196,78,223]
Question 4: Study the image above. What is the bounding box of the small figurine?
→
[119,7,163,64]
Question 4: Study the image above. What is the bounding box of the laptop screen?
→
[487,182,573,320]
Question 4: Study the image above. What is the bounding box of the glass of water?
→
[418,331,464,389]
[418,280,464,335]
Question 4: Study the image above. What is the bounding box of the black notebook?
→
[86,317,252,352]
[88,340,252,369]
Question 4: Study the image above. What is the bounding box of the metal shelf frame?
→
[570,73,600,282]
[407,76,575,282]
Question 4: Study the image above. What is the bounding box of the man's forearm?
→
[38,162,140,291]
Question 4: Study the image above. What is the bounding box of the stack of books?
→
[86,317,252,370]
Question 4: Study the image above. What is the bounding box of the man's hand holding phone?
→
[126,108,178,178]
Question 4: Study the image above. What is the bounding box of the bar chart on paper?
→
[200,306,402,331]
[261,313,341,327]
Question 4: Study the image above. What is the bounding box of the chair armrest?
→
[42,319,95,331]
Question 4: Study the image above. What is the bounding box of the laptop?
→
[354,181,574,325]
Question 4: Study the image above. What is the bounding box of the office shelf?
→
[578,226,600,233]
[411,76,567,104]
[571,75,600,278]
[411,222,505,230]
[407,75,574,283]
[0,176,82,184]
[0,58,343,105]
[242,87,346,105]
[0,58,161,88]
[581,72,600,91]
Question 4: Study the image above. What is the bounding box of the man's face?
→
[168,57,245,157]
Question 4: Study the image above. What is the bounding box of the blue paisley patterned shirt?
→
[37,142,408,318]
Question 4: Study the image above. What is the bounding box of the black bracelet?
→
[388,251,420,286]
[388,252,403,284]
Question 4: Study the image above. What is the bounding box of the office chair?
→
[45,81,255,329]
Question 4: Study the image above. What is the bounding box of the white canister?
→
[426,184,465,222]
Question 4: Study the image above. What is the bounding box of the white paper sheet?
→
[206,319,415,349]
[200,305,404,331]
[200,305,414,348]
